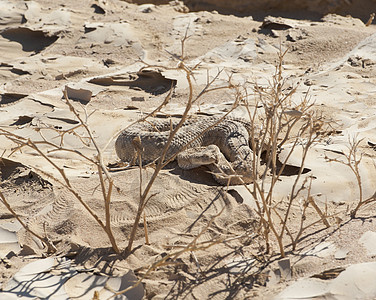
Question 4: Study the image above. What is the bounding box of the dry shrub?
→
[243,48,332,257]
[325,136,376,218]
[0,37,354,299]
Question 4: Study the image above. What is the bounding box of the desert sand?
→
[1,1,376,299]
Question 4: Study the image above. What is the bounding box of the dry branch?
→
[0,189,57,253]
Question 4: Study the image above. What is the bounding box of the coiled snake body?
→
[115,116,261,185]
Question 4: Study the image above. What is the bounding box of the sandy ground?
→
[1,1,376,299]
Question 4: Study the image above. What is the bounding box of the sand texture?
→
[1,1,376,299]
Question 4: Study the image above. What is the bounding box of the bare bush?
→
[0,35,342,299]
[0,92,120,253]
[0,32,241,257]
[325,136,376,218]
[244,48,332,257]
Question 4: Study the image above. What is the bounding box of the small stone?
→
[19,244,36,256]
[169,0,189,13]
[138,4,155,13]
[271,30,280,38]
[131,96,145,101]
[334,248,349,260]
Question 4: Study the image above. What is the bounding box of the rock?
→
[334,248,349,260]
[321,14,365,27]
[132,0,376,21]
[271,29,280,38]
[131,96,145,101]
[287,28,308,42]
[138,4,155,13]
[169,0,189,13]
[261,16,296,30]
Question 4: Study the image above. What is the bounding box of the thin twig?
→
[0,189,57,253]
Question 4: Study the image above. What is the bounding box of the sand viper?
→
[115,116,263,185]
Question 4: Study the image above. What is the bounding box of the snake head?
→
[231,159,256,184]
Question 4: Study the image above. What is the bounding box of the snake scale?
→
[115,116,262,185]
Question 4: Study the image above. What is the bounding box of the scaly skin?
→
[115,116,261,185]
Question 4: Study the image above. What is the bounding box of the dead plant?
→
[0,30,341,300]
[325,136,376,218]
[0,189,57,253]
[125,55,242,253]
[0,92,120,254]
[244,47,332,257]
[0,29,242,257]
